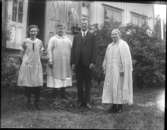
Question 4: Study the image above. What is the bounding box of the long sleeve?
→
[102,56,106,73]
[126,45,133,71]
[68,37,72,48]
[119,56,124,72]
[70,36,76,65]
[102,45,109,73]
[39,40,44,57]
[40,41,44,51]
[47,37,54,63]
[20,40,27,57]
[91,35,96,64]
[121,41,133,71]
[119,40,133,104]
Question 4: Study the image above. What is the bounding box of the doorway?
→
[27,0,46,42]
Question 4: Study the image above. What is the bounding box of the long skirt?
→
[102,64,124,104]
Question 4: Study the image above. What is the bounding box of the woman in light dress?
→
[102,29,133,113]
[17,25,44,110]
[47,23,72,98]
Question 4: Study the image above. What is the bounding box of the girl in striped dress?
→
[17,25,44,110]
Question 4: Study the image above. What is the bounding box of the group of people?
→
[17,18,133,113]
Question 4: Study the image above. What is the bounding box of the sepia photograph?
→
[1,0,166,129]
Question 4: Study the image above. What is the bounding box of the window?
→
[51,1,81,32]
[103,4,123,23]
[66,2,81,32]
[12,0,24,23]
[12,0,17,21]
[18,0,23,23]
[131,12,148,27]
[67,7,80,31]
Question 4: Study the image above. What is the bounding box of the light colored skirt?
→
[102,65,124,104]
[17,62,43,87]
[47,76,72,88]
[46,59,72,88]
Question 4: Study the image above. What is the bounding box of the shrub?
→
[1,54,21,88]
[1,52,49,90]
[94,21,165,88]
[120,24,165,88]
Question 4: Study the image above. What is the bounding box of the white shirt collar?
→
[81,30,88,37]
[55,34,65,39]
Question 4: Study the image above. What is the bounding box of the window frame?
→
[103,4,123,23]
[12,0,24,23]
[51,1,81,34]
[131,11,148,27]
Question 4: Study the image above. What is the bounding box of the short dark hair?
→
[56,22,65,29]
[28,25,39,32]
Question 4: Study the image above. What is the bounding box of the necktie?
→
[32,43,35,51]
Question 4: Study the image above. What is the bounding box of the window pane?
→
[131,13,147,27]
[18,0,24,23]
[12,0,18,21]
[113,11,121,22]
[66,2,80,32]
[138,17,142,26]
[104,6,122,23]
[133,16,138,25]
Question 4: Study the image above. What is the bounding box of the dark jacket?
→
[71,31,96,67]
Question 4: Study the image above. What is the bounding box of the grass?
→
[1,84,165,129]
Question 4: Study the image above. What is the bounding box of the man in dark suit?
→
[71,18,96,109]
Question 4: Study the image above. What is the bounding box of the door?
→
[27,0,46,42]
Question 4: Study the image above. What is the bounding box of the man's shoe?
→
[109,105,118,113]
[61,94,68,99]
[106,105,114,113]
[77,102,84,108]
[117,109,123,113]
[34,102,40,110]
[85,103,92,109]
[117,105,123,113]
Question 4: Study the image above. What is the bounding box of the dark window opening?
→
[12,0,18,21]
[27,0,46,42]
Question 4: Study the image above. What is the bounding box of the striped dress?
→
[17,38,44,87]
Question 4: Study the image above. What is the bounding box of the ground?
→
[1,84,165,129]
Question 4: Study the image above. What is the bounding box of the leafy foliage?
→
[120,24,165,88]
[94,20,165,88]
[1,55,21,87]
